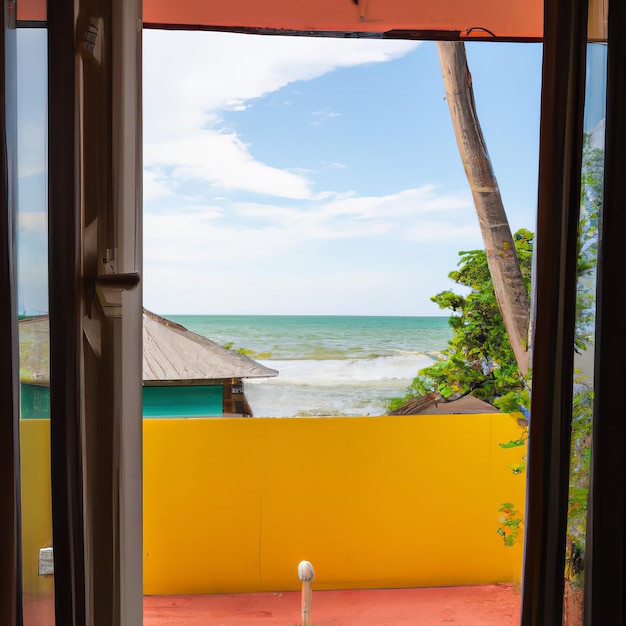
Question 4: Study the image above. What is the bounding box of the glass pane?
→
[17,27,54,626]
[562,41,606,626]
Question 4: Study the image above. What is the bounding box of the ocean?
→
[167,315,453,417]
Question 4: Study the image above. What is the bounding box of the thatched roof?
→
[142,310,277,382]
[19,310,279,385]
[389,392,499,415]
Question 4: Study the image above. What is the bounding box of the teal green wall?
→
[20,383,224,419]
[20,384,50,419]
[142,385,223,417]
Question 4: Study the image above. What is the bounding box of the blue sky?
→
[17,29,543,316]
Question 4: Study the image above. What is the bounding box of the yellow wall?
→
[19,414,527,596]
[19,419,54,599]
[143,414,526,594]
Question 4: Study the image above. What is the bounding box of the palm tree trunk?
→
[437,41,531,376]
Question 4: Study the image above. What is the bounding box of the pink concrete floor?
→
[143,584,521,626]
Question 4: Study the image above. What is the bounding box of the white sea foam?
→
[245,353,439,417]
[251,353,437,385]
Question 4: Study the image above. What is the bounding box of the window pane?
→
[17,27,54,626]
[562,41,606,626]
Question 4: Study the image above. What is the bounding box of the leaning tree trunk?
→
[437,41,531,376]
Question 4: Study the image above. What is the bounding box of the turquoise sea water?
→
[167,315,453,417]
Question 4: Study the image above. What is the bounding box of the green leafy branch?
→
[223,341,272,359]
[497,502,524,547]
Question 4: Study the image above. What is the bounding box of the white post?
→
[298,560,315,626]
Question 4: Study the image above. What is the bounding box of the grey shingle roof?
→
[19,310,278,385]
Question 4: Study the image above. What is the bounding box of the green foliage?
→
[498,438,526,449]
[508,462,526,475]
[497,503,524,547]
[573,133,602,354]
[565,374,593,585]
[563,132,602,581]
[223,341,272,359]
[223,341,251,355]
[388,228,533,412]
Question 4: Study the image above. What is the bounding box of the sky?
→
[17,29,544,317]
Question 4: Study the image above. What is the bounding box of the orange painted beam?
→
[18,0,543,41]
[17,0,46,21]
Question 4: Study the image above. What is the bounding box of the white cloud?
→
[18,123,46,179]
[145,129,314,199]
[143,31,420,201]
[143,168,175,201]
[143,250,455,316]
[143,31,419,139]
[18,212,48,314]
[143,185,478,271]
[19,211,47,231]
[142,184,477,316]
[310,108,342,127]
[316,186,471,220]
